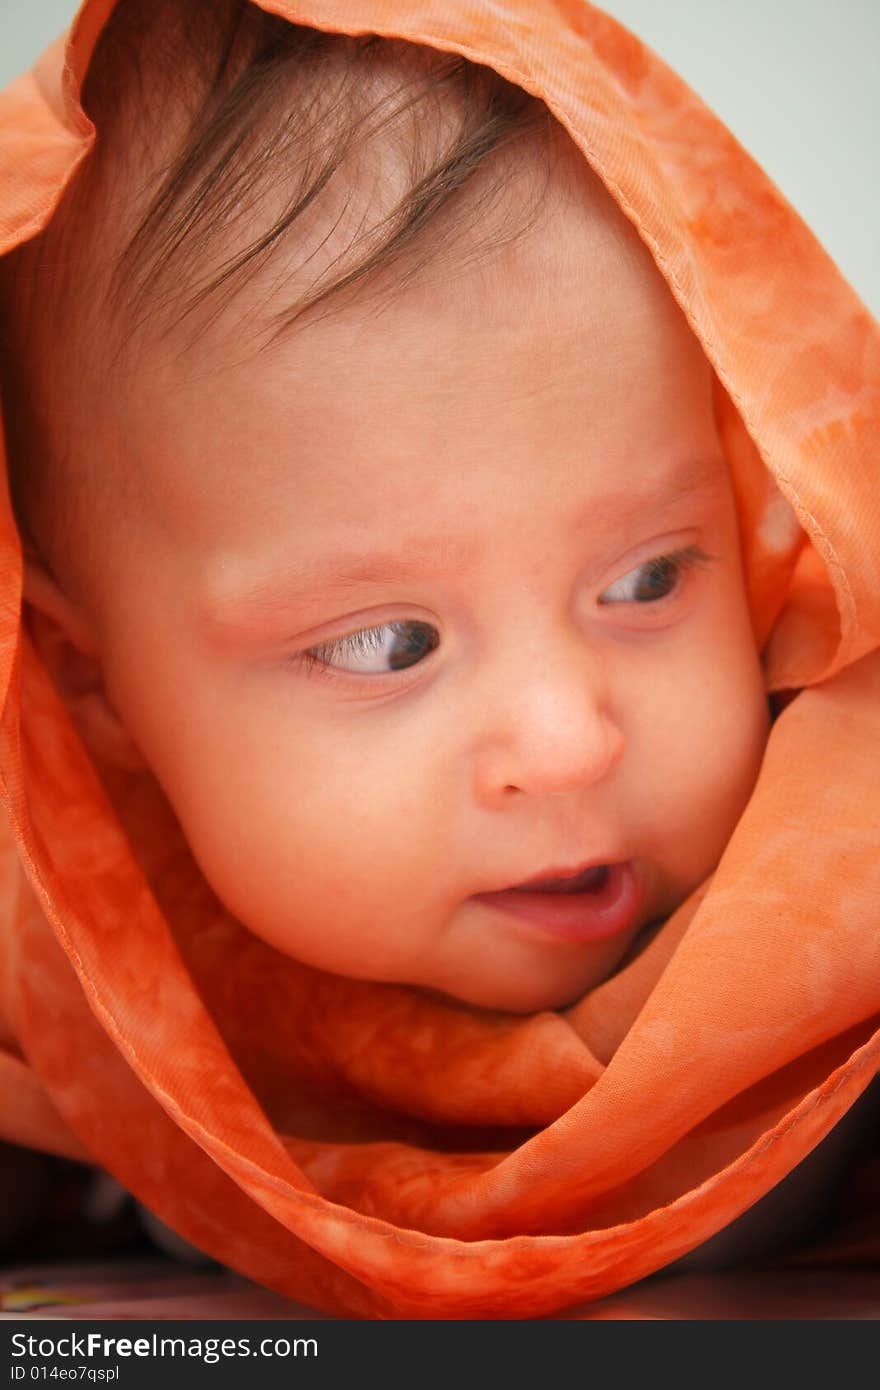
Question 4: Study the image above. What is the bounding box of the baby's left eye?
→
[598,546,711,605]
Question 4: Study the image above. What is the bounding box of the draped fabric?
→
[0,0,877,1318]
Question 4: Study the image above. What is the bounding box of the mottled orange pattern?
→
[0,0,877,1319]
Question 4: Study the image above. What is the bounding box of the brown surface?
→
[2,1255,877,1320]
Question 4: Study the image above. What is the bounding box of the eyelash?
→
[596,543,714,606]
[298,545,715,682]
[300,621,438,681]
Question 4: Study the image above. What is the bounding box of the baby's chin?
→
[412,923,658,1015]
[417,982,593,1015]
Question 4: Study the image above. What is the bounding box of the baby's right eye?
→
[304,620,440,676]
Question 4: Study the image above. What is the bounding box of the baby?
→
[4,0,769,1019]
[1,0,875,1279]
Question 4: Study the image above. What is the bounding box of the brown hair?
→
[0,0,555,586]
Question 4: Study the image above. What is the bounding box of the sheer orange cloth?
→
[0,0,877,1319]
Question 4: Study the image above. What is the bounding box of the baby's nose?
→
[472,644,625,806]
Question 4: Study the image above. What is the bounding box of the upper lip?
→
[485,856,619,894]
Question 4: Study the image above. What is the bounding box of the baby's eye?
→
[304,620,440,675]
[598,546,711,605]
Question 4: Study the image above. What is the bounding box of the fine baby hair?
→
[1,0,553,577]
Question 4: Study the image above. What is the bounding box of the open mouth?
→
[512,864,610,895]
[473,860,642,944]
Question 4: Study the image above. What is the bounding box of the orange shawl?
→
[0,0,878,1319]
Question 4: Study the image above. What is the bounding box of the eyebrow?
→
[201,538,478,637]
[202,456,726,630]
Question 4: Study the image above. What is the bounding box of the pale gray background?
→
[3,1,878,314]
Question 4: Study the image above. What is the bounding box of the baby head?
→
[2,0,770,1013]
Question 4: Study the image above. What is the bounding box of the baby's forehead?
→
[118,167,717,550]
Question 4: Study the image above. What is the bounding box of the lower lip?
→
[472,861,642,944]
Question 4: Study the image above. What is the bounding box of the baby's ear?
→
[21,550,147,773]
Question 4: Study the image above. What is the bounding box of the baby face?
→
[64,151,769,1013]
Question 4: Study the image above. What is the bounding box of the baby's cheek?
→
[635,623,767,888]
[228,751,424,923]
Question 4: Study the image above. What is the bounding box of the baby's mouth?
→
[472,860,642,945]
[511,864,610,895]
